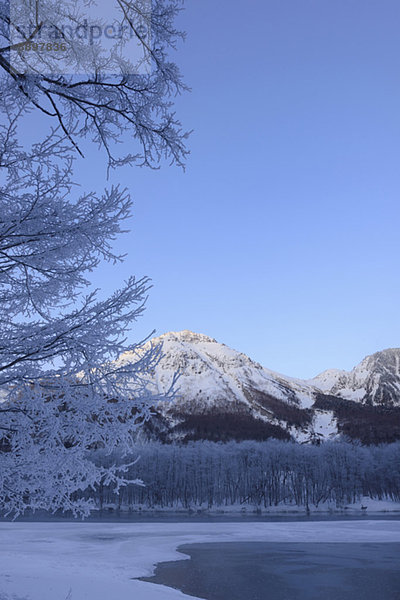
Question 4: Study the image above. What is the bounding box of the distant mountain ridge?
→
[311,348,400,406]
[119,331,400,445]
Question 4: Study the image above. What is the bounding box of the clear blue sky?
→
[39,1,400,378]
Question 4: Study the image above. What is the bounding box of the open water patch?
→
[140,541,400,600]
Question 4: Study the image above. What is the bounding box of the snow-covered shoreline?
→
[92,496,400,516]
[1,520,400,600]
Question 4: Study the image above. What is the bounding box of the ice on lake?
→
[1,520,400,599]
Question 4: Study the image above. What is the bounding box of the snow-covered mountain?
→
[119,331,400,444]
[311,348,400,406]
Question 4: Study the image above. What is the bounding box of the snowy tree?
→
[0,0,189,168]
[0,0,187,517]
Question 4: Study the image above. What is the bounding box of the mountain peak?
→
[311,347,400,406]
[361,347,400,366]
[158,330,218,344]
[117,331,400,444]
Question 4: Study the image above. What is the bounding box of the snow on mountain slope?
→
[118,332,400,443]
[126,330,317,409]
[309,369,348,394]
[119,331,332,442]
[311,348,400,406]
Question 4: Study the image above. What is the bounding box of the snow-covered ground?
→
[95,496,400,515]
[1,520,400,600]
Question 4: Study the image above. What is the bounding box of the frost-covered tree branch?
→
[0,107,179,517]
[0,0,187,517]
[0,0,190,168]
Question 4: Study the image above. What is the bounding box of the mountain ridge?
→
[311,347,400,405]
[122,331,400,445]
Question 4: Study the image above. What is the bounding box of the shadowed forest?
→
[88,440,400,512]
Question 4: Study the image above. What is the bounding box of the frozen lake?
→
[1,521,400,599]
[142,541,400,600]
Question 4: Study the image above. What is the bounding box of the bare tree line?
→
[87,440,400,512]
